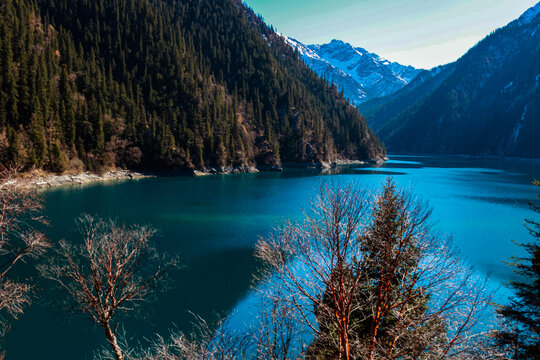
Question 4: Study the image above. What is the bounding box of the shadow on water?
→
[7,247,258,359]
[147,248,259,333]
[464,195,538,210]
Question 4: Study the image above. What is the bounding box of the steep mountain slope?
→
[0,0,384,173]
[358,64,457,132]
[285,38,422,105]
[368,2,540,158]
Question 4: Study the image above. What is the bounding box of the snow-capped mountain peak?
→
[284,37,423,105]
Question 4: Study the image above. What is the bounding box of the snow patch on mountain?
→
[511,106,528,145]
[284,37,423,105]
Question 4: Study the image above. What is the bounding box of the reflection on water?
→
[5,155,540,359]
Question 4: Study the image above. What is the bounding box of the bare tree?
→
[40,214,178,360]
[255,183,369,360]
[162,315,250,360]
[103,315,250,360]
[106,292,304,360]
[251,293,306,360]
[0,166,49,335]
[255,179,494,360]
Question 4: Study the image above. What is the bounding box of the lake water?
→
[4,155,540,359]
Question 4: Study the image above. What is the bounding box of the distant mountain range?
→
[359,2,540,158]
[284,38,422,105]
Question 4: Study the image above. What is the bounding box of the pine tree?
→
[0,0,384,172]
[30,100,46,167]
[59,68,75,147]
[308,179,445,359]
[497,180,540,359]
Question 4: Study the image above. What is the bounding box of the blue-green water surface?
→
[5,155,540,359]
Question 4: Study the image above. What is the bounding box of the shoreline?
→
[388,153,540,163]
[282,157,388,170]
[11,170,153,190]
[192,165,260,177]
[10,157,389,190]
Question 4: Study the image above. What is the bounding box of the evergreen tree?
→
[0,0,384,172]
[307,180,446,359]
[497,180,540,359]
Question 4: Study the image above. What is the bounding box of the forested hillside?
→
[0,0,384,173]
[358,63,456,132]
[361,3,540,158]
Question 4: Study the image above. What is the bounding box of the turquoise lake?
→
[5,155,540,359]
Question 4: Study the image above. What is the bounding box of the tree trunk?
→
[104,321,123,360]
[339,331,350,360]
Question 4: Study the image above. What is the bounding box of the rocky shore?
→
[12,170,151,190]
[283,157,388,169]
[192,166,259,176]
[7,157,389,189]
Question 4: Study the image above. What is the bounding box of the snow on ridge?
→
[283,35,422,104]
[283,36,321,59]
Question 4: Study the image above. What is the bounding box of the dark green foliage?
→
[0,0,384,172]
[308,180,446,359]
[497,180,540,359]
[358,63,456,133]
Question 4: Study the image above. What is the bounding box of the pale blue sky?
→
[243,0,538,68]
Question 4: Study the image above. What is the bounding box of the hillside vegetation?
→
[0,0,384,173]
[361,4,540,158]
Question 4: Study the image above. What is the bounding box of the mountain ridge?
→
[361,1,540,158]
[284,37,423,105]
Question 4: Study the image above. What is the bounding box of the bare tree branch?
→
[40,214,178,360]
[255,179,495,360]
[0,165,49,338]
